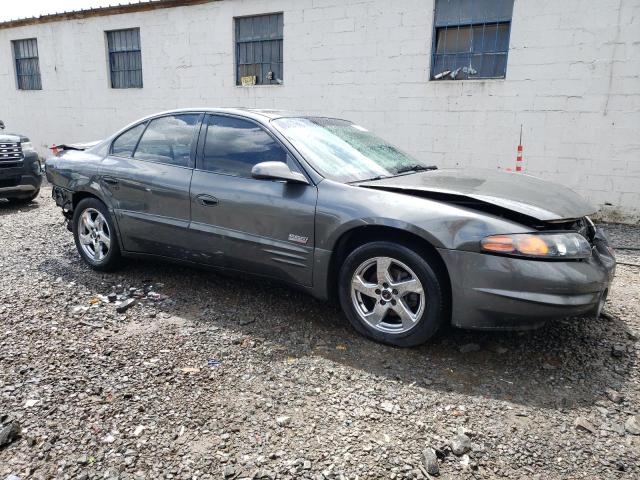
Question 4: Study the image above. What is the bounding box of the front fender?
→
[323,216,447,251]
[315,180,531,253]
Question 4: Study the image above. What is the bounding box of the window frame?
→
[234,12,284,86]
[105,27,143,89]
[12,38,42,91]
[110,113,203,169]
[429,0,514,81]
[195,113,302,180]
[110,122,148,158]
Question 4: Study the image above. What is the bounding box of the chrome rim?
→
[78,208,111,262]
[350,256,426,334]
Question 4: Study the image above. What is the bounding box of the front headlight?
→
[21,141,35,152]
[481,232,592,259]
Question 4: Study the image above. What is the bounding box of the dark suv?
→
[0,120,43,204]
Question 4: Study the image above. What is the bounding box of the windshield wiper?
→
[349,174,391,184]
[395,164,438,175]
[350,165,437,184]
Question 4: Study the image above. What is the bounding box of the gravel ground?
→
[1,186,639,480]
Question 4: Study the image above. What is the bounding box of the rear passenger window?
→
[134,114,200,167]
[201,115,288,177]
[111,123,146,157]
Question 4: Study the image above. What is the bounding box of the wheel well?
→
[72,191,102,210]
[327,226,452,309]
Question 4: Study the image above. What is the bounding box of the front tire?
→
[73,198,121,271]
[338,241,446,347]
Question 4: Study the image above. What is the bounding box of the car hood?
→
[0,133,24,143]
[358,168,595,221]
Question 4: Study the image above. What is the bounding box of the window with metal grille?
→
[431,0,514,80]
[106,28,143,88]
[235,13,283,86]
[12,38,42,90]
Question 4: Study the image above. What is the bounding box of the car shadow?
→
[38,252,636,411]
[0,198,41,215]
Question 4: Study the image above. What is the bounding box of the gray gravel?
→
[1,186,639,479]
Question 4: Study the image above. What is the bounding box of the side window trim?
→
[195,113,303,179]
[189,113,205,169]
[110,121,148,158]
[130,120,150,158]
[129,112,204,169]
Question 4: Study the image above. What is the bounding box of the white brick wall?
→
[0,0,638,222]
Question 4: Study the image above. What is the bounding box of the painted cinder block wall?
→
[0,0,638,222]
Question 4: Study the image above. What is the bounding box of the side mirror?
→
[251,161,309,184]
[0,120,4,130]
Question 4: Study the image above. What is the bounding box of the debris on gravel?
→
[625,415,640,435]
[421,447,439,475]
[0,422,21,449]
[275,416,292,427]
[574,416,597,434]
[450,433,472,455]
[611,343,627,357]
[1,187,639,479]
[605,388,624,404]
[115,297,136,313]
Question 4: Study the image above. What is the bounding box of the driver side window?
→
[201,115,288,177]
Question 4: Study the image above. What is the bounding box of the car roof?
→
[140,107,310,121]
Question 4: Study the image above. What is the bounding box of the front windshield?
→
[271,117,434,183]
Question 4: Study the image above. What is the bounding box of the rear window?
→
[133,114,200,167]
[111,123,146,157]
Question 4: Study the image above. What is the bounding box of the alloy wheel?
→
[78,208,111,262]
[350,256,426,334]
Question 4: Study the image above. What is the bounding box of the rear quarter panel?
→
[46,149,107,205]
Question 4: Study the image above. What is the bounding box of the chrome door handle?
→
[196,194,219,206]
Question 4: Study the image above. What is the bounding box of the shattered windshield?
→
[272,117,435,183]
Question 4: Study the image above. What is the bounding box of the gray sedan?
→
[46,108,616,346]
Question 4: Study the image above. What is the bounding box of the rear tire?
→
[338,241,446,347]
[73,198,121,271]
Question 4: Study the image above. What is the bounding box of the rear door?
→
[100,113,202,258]
[188,114,317,286]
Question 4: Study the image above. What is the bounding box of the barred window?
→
[431,0,514,80]
[12,38,42,90]
[106,28,143,88]
[235,13,283,86]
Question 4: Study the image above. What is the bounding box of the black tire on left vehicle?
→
[72,197,121,271]
[6,188,40,204]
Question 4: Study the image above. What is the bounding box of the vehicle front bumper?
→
[0,160,43,199]
[437,238,616,330]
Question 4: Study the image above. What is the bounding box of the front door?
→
[189,114,317,286]
[100,113,202,258]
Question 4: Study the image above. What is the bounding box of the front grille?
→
[0,142,23,167]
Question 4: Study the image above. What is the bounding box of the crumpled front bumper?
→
[438,234,616,330]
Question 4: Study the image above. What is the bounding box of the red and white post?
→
[516,124,524,172]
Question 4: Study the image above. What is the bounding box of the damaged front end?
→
[358,169,616,330]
